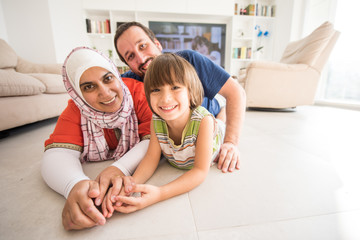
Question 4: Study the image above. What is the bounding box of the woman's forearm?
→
[41,148,89,198]
[111,139,150,176]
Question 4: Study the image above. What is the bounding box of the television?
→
[149,21,226,68]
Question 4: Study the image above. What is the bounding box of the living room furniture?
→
[0,39,69,132]
[82,0,277,75]
[242,21,340,109]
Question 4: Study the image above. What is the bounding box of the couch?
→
[0,39,69,132]
[241,21,340,109]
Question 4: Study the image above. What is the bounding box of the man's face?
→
[116,26,163,78]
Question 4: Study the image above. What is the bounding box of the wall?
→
[1,0,57,64]
[0,0,8,41]
[48,0,88,63]
[1,0,297,65]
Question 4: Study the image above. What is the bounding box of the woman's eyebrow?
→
[79,81,92,87]
[102,71,113,79]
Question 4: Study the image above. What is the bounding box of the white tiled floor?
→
[1,105,360,239]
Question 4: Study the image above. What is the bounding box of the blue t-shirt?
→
[121,50,230,115]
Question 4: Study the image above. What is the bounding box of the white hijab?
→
[62,47,140,162]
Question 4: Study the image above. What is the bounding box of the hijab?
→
[63,46,139,162]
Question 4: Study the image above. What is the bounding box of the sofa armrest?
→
[16,57,62,75]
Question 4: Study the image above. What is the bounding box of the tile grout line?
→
[186,192,201,240]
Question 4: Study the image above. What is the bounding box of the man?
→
[114,22,246,172]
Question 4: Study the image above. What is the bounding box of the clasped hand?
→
[103,176,161,215]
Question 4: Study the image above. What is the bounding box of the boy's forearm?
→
[132,155,159,184]
[158,167,208,201]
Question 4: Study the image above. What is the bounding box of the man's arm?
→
[217,76,246,172]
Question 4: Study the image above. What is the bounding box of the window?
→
[317,0,360,108]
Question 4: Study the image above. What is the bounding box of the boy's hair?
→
[144,53,204,113]
[114,21,157,64]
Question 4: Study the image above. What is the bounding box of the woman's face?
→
[79,67,123,112]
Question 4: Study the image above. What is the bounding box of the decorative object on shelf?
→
[108,49,113,59]
[254,25,269,59]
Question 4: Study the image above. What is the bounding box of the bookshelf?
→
[83,0,276,78]
[231,0,276,78]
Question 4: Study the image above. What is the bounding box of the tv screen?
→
[149,21,226,68]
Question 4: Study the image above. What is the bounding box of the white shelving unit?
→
[83,0,276,78]
[230,0,276,78]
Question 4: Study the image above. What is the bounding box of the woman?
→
[41,47,152,230]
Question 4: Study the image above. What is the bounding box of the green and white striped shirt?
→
[153,106,224,170]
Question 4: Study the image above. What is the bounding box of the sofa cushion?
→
[29,73,66,93]
[16,57,62,75]
[0,39,18,69]
[0,69,46,97]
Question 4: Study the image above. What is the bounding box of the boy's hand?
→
[114,184,161,213]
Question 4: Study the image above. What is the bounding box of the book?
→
[240,46,247,59]
[106,19,111,33]
[85,18,91,33]
[233,48,238,59]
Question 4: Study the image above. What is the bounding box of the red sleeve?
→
[44,99,84,149]
[123,77,152,139]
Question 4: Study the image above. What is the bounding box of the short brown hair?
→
[144,53,204,113]
[114,22,157,65]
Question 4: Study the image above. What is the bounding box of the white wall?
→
[1,0,86,64]
[271,0,307,61]
[1,0,298,64]
[0,0,8,41]
[48,0,88,63]
[1,0,57,63]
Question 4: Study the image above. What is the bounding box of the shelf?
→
[83,0,276,74]
[233,37,253,41]
[87,33,112,38]
[232,58,252,62]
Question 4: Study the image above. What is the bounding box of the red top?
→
[45,78,152,150]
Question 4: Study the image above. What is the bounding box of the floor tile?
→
[198,210,360,240]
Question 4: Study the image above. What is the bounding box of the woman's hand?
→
[95,166,125,218]
[113,184,162,214]
[62,180,106,230]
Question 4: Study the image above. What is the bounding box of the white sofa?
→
[0,39,69,132]
[241,21,340,109]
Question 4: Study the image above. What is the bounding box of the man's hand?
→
[62,180,106,230]
[215,142,240,173]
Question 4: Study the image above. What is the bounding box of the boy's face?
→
[149,83,191,124]
[116,26,163,78]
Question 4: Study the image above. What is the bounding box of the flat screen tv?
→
[149,21,226,68]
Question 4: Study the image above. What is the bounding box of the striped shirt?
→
[153,106,223,170]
